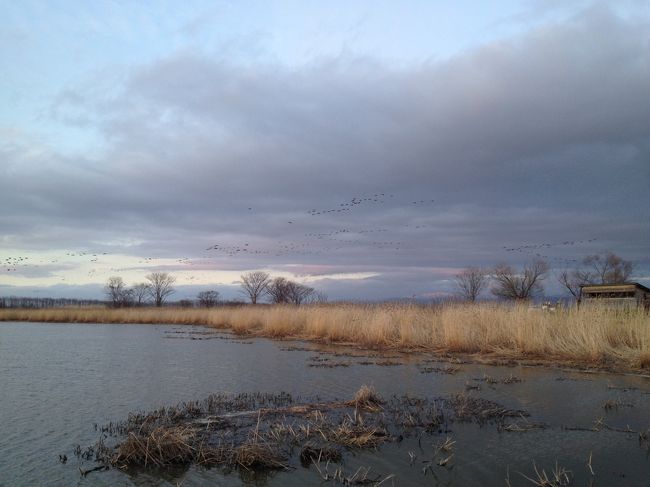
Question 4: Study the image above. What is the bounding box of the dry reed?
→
[2,303,649,369]
[348,385,384,412]
[114,426,196,467]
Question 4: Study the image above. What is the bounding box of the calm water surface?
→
[2,322,650,486]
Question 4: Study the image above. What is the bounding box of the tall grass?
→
[1,304,649,369]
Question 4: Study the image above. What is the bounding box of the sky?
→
[1,0,649,301]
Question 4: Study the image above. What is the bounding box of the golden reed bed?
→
[1,304,649,371]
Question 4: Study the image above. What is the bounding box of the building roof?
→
[581,282,650,293]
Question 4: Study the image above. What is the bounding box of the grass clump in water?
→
[81,385,527,477]
[349,385,384,412]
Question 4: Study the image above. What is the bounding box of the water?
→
[1,322,650,486]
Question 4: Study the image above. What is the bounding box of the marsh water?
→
[2,322,650,487]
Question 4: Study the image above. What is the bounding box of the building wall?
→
[581,296,638,309]
[636,289,650,309]
[581,287,650,310]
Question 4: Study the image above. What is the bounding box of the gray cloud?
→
[2,5,649,299]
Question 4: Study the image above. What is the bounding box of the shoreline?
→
[1,303,649,375]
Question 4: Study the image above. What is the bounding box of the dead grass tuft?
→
[113,426,196,468]
[519,461,572,486]
[299,444,342,466]
[327,420,389,448]
[235,442,288,470]
[349,385,384,412]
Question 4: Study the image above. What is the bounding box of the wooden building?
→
[580,282,650,310]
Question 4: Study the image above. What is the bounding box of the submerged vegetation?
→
[2,303,649,370]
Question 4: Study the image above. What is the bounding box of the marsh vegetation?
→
[84,386,525,476]
[2,303,649,371]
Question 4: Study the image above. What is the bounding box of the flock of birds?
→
[200,193,600,264]
[1,192,602,282]
[2,252,108,281]
[502,238,598,253]
[501,238,599,264]
[306,194,393,217]
[305,194,436,219]
[2,256,29,272]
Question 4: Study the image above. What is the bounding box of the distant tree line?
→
[454,251,635,302]
[5,252,631,309]
[0,297,105,309]
[100,271,325,309]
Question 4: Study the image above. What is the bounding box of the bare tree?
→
[239,271,270,304]
[454,267,487,302]
[267,277,290,304]
[558,252,634,300]
[267,277,316,305]
[312,291,328,304]
[558,268,593,300]
[122,288,136,307]
[105,276,127,308]
[146,272,176,307]
[584,252,634,284]
[197,290,220,308]
[285,281,315,305]
[491,259,549,301]
[132,283,151,306]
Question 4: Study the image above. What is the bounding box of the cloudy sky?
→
[1,0,649,301]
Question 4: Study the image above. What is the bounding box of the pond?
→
[1,321,650,486]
